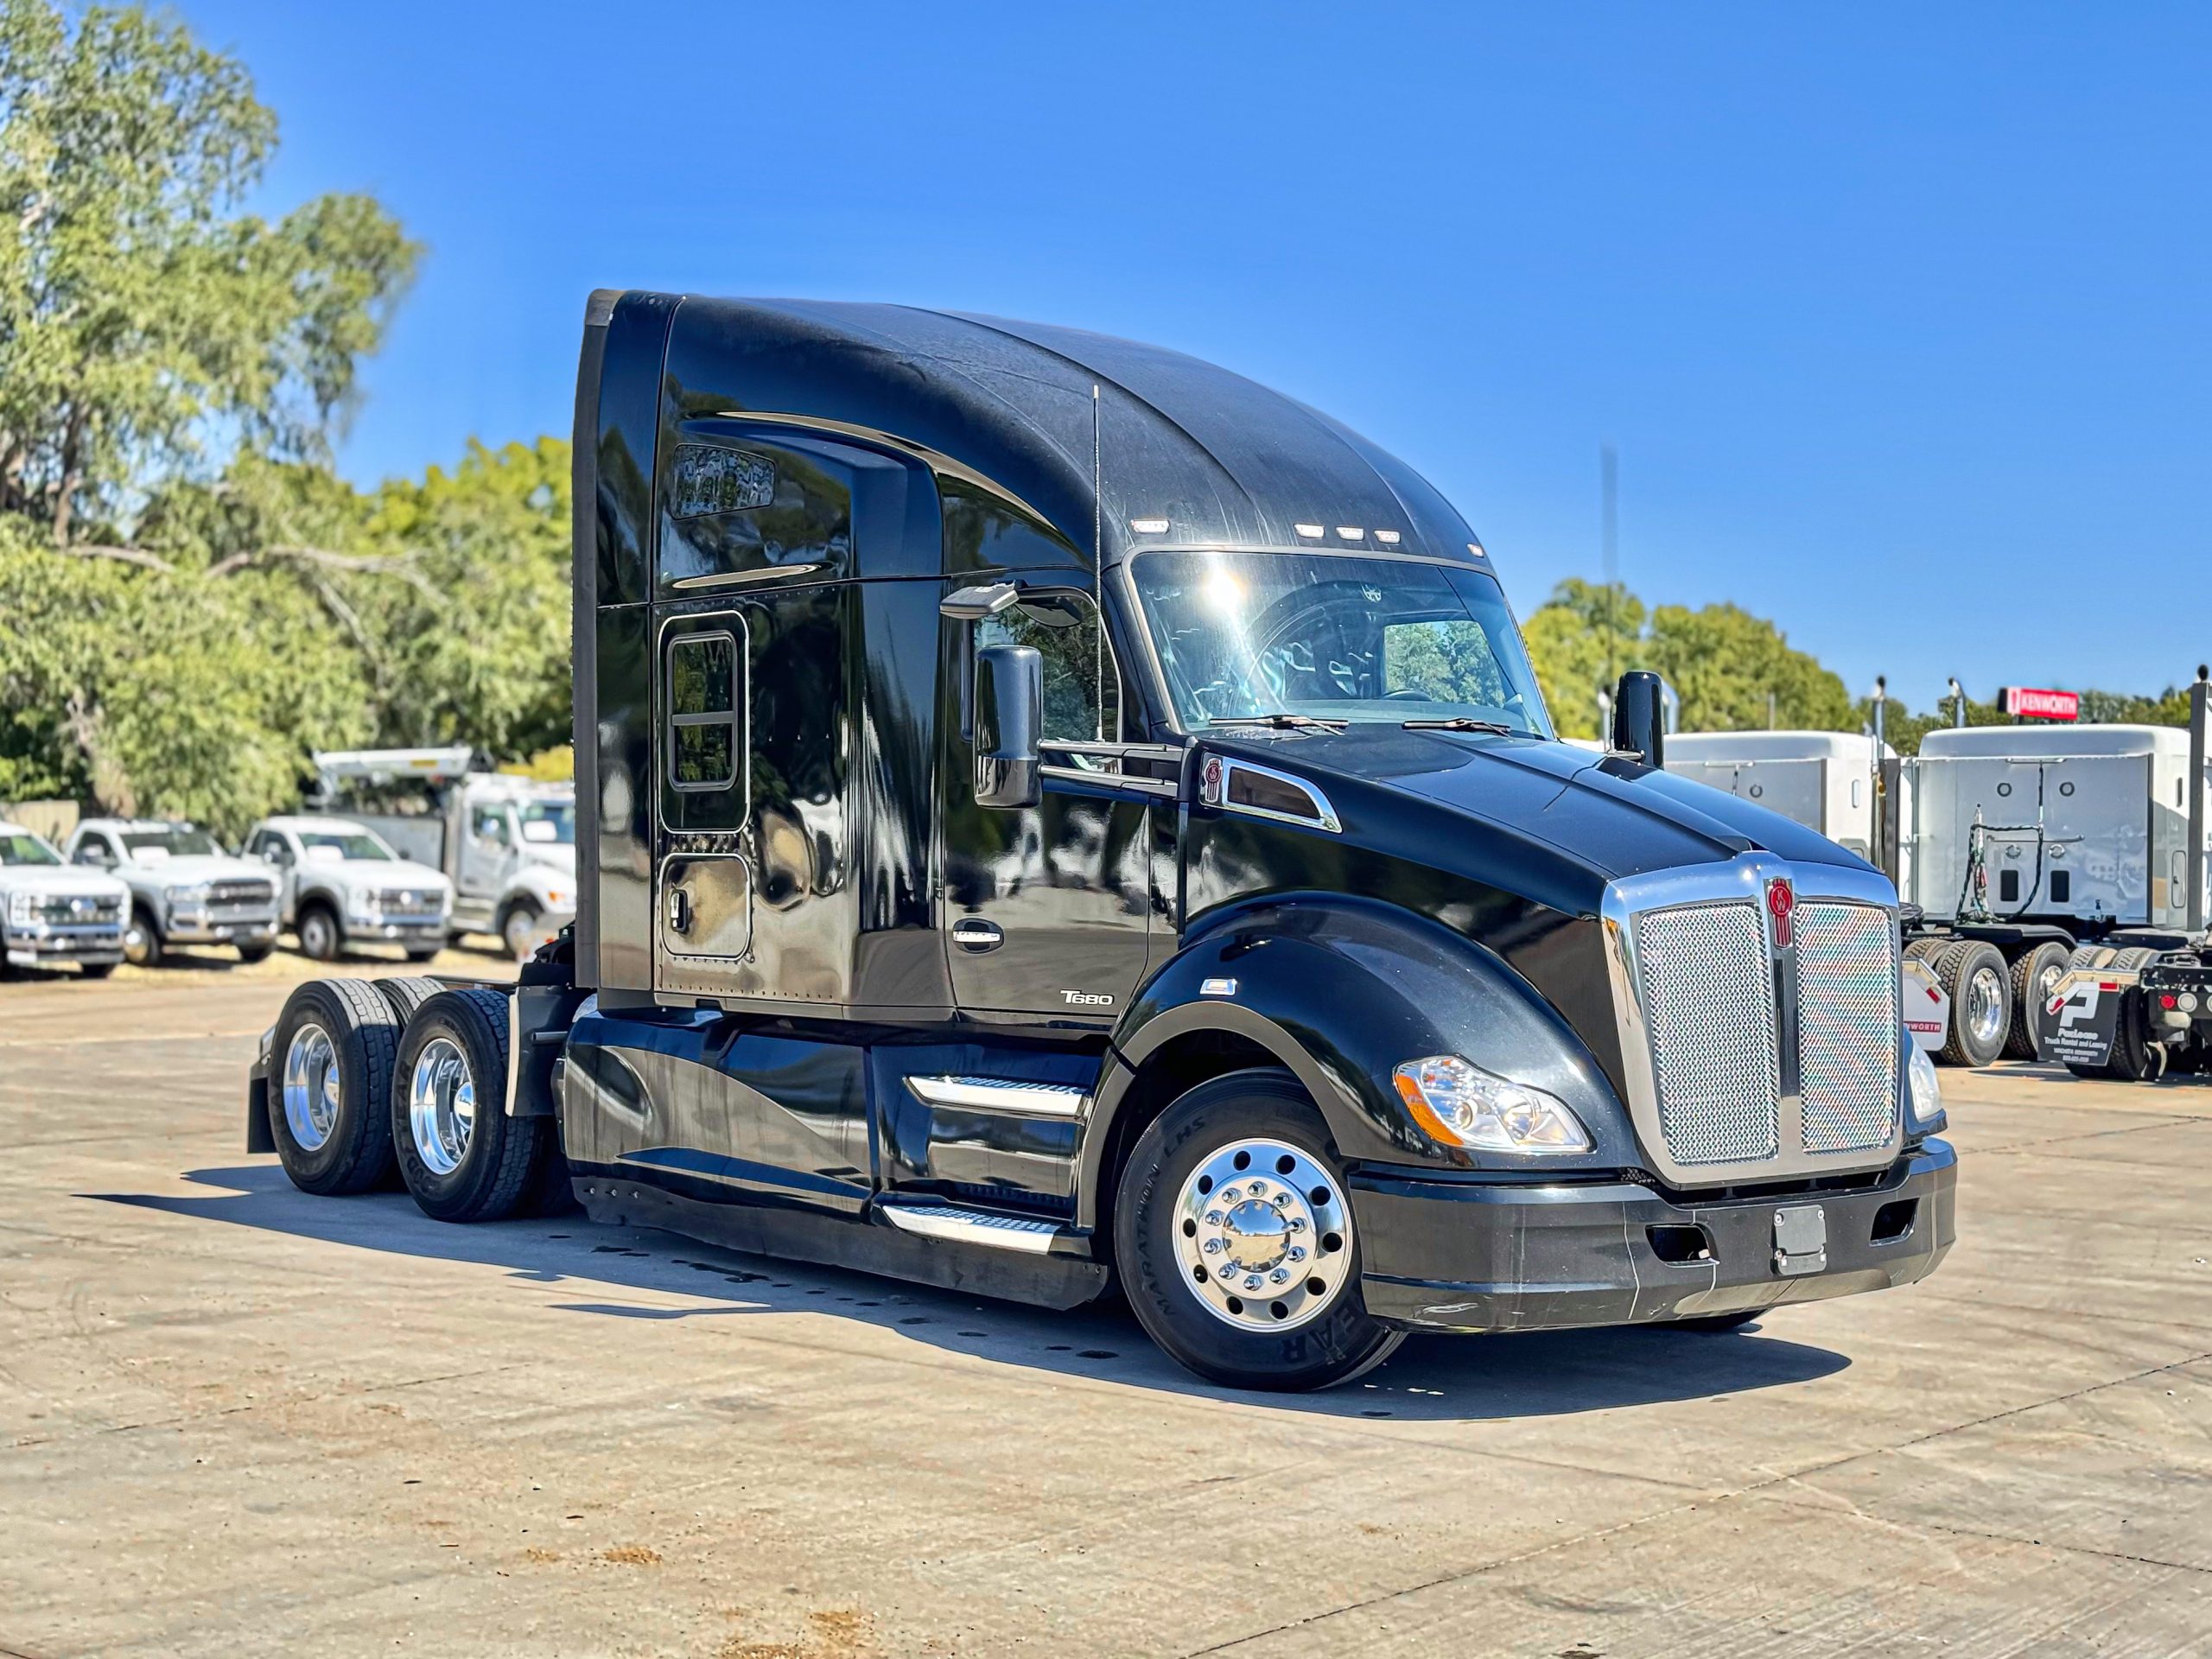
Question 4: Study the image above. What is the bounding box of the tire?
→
[404,947,442,964]
[79,963,116,979]
[123,905,163,968]
[2102,947,2162,1083]
[237,941,275,963]
[296,904,342,963]
[2004,942,2070,1061]
[499,900,543,963]
[372,976,442,1025]
[267,977,401,1195]
[1932,938,2011,1067]
[391,987,544,1223]
[1112,1069,1403,1392]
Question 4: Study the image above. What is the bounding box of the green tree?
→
[0,0,441,836]
[1522,579,1646,738]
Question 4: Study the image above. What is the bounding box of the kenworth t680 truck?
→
[245,295,1955,1390]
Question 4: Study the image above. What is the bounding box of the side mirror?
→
[974,643,1042,810]
[1611,671,1667,766]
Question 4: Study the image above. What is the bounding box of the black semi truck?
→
[247,295,1955,1390]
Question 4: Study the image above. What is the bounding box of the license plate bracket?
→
[1772,1205,1827,1277]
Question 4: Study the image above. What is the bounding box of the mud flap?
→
[2043,967,2137,1069]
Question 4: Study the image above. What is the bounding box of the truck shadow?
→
[86,1163,1851,1421]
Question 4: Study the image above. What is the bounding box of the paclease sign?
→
[1999,685,2081,721]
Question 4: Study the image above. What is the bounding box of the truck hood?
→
[116,854,270,884]
[1204,728,1880,916]
[321,860,450,895]
[0,867,129,902]
[519,842,576,874]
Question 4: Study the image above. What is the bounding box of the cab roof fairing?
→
[658,296,1495,575]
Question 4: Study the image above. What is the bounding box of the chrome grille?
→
[40,894,122,925]
[1632,902,1780,1166]
[1796,901,1900,1153]
[378,888,443,918]
[210,879,274,906]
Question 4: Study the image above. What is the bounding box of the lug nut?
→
[1243,1274,1263,1291]
[1203,1238,1223,1254]
[1270,1268,1290,1284]
[1288,1246,1306,1262]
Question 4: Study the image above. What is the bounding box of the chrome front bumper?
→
[4,923,125,967]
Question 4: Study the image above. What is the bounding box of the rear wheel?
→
[296,904,341,963]
[267,978,400,1195]
[123,905,162,968]
[2004,942,2070,1061]
[1932,938,2011,1066]
[1113,1069,1402,1392]
[391,988,545,1223]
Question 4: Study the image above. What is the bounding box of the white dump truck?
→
[62,817,281,966]
[0,820,127,977]
[306,749,578,959]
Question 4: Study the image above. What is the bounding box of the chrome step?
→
[875,1202,1080,1255]
[901,1074,1089,1119]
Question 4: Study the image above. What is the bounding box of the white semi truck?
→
[306,749,578,959]
[1665,674,2212,1077]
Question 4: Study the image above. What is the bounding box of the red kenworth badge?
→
[1766,875,1796,950]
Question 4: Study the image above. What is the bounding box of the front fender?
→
[1098,895,1634,1186]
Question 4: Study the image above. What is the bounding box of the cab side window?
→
[664,624,750,833]
[73,836,113,867]
[471,807,508,845]
[977,591,1121,745]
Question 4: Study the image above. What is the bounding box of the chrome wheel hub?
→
[409,1037,476,1176]
[1173,1137,1354,1332]
[282,1023,340,1152]
[1967,963,2007,1048]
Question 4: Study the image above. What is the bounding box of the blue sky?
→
[179,1,2210,709]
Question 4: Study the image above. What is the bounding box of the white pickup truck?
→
[240,815,454,963]
[62,817,282,966]
[0,821,128,977]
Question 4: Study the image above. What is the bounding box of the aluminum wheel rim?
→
[282,1022,340,1152]
[124,921,152,965]
[504,911,534,960]
[1966,963,2008,1048]
[1173,1137,1354,1332]
[409,1037,476,1176]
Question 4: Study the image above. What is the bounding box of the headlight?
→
[1907,1044,1947,1135]
[6,892,32,926]
[1392,1055,1592,1154]
[165,882,211,906]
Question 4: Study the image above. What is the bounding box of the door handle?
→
[667,887,692,935]
[951,918,1003,953]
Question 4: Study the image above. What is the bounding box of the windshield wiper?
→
[1401,716,1518,735]
[1206,713,1348,733]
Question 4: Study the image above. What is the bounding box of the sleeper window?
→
[668,632,743,793]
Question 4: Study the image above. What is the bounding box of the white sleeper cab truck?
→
[63,818,280,966]
[308,749,577,959]
[243,294,1955,1392]
[0,821,127,977]
[241,815,453,963]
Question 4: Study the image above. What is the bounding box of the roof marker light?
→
[1294,523,1324,538]
[1467,542,1485,556]
[1337,527,1365,541]
[1128,518,1170,535]
[1374,530,1402,545]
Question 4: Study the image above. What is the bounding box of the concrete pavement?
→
[2,968,2207,1657]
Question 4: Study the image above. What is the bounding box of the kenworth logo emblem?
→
[1200,755,1224,806]
[1765,876,1796,950]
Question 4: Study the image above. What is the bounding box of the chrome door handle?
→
[951,918,1003,952]
[666,887,692,935]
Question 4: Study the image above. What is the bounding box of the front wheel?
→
[1113,1069,1402,1392]
[123,906,163,968]
[499,901,543,963]
[296,906,341,963]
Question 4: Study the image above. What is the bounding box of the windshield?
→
[0,831,61,867]
[122,825,221,857]
[518,800,575,845]
[1132,551,1554,736]
[298,830,393,861]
